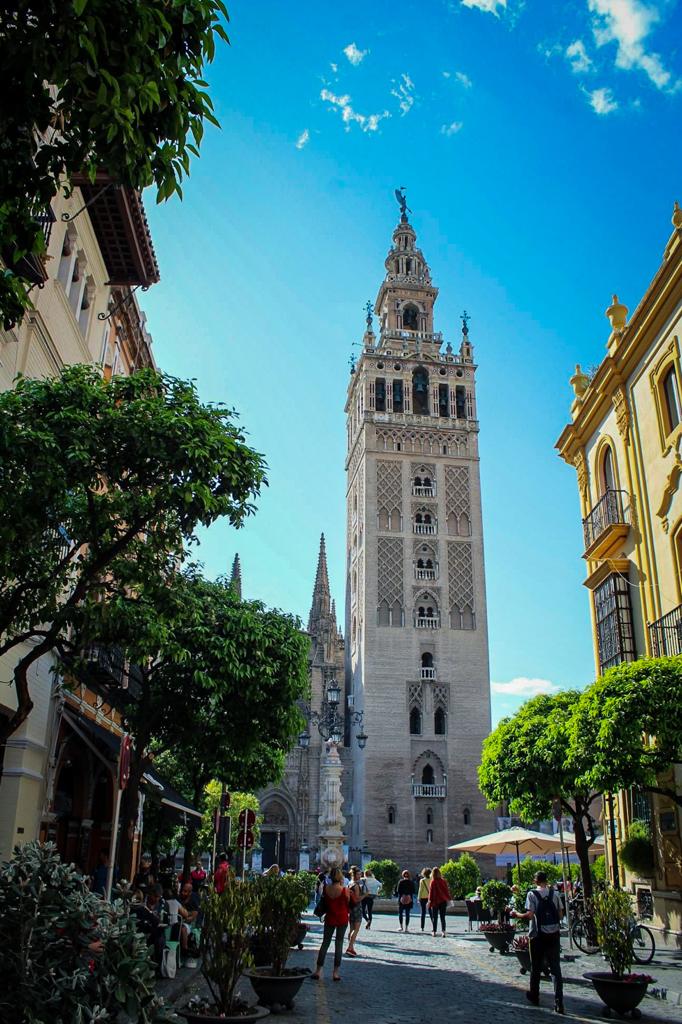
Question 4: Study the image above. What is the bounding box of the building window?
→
[455,385,467,419]
[434,707,446,735]
[375,378,386,412]
[438,383,449,418]
[594,572,636,672]
[600,445,616,494]
[631,789,652,827]
[393,379,404,412]
[673,521,682,600]
[426,806,433,824]
[663,365,681,434]
[403,304,419,330]
[426,828,433,844]
[421,764,434,786]
[463,808,471,826]
[409,706,422,735]
[388,805,396,825]
[412,367,429,415]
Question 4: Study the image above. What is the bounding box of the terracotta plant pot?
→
[245,967,311,1011]
[181,1005,270,1024]
[583,972,654,1018]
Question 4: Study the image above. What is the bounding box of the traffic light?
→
[216,788,231,850]
[238,807,256,852]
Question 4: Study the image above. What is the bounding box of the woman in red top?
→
[311,867,350,981]
[427,866,451,937]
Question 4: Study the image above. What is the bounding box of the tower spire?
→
[308,533,331,631]
[229,553,242,599]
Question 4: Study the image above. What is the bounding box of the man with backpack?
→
[511,870,565,1014]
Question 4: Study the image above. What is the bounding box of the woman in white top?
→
[361,869,381,930]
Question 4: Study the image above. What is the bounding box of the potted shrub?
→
[583,887,656,1018]
[245,874,310,1011]
[182,875,269,1023]
[0,841,174,1024]
[480,880,514,953]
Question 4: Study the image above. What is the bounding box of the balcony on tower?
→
[582,488,632,559]
[412,473,435,498]
[415,596,440,629]
[420,652,436,680]
[414,510,436,535]
[412,763,447,799]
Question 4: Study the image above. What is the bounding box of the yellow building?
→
[556,201,682,943]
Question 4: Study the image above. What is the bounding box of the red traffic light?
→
[238,808,256,827]
[221,791,231,813]
[242,830,255,849]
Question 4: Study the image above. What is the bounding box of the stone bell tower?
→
[345,194,493,868]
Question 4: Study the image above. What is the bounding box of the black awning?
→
[61,707,121,766]
[142,767,203,824]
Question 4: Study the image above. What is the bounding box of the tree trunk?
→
[181,777,206,881]
[572,809,593,900]
[117,749,147,882]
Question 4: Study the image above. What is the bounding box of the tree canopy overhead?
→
[0,0,228,326]
[0,364,265,775]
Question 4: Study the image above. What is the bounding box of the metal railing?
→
[420,667,436,680]
[582,488,631,550]
[649,603,682,657]
[412,783,447,798]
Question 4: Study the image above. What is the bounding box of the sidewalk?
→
[168,912,682,1023]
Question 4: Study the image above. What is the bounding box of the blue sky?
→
[140,0,682,723]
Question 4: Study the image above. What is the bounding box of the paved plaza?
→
[175,912,682,1023]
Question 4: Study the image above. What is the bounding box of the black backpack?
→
[535,887,560,931]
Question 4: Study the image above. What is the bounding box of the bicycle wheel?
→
[631,924,655,964]
[571,917,599,954]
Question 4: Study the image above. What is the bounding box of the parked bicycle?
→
[569,897,655,964]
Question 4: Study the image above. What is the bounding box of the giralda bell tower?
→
[345,194,492,867]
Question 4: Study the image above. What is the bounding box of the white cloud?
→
[330,62,338,73]
[585,85,619,114]
[461,0,507,14]
[343,42,368,66]
[491,677,559,696]
[295,129,310,150]
[588,0,680,92]
[442,70,452,78]
[320,88,390,133]
[440,120,464,136]
[391,73,416,116]
[455,70,473,88]
[566,39,593,73]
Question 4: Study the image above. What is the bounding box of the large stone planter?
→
[584,972,654,1018]
[481,926,514,954]
[181,1005,270,1024]
[245,967,311,1012]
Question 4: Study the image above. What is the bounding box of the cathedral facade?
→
[345,204,493,868]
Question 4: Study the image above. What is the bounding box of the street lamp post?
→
[298,673,367,870]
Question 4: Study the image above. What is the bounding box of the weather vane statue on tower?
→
[394,186,411,219]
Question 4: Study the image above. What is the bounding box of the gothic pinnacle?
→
[308,533,331,630]
[229,552,242,599]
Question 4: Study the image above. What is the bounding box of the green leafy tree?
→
[365,858,400,897]
[195,781,262,858]
[481,879,513,924]
[569,657,682,808]
[591,854,607,884]
[0,841,173,1024]
[440,854,481,899]
[0,0,229,327]
[510,856,562,889]
[0,365,265,782]
[83,570,308,876]
[592,887,635,978]
[619,820,655,877]
[479,691,600,898]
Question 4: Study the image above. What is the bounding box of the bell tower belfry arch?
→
[345,194,493,867]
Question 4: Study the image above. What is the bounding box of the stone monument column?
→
[318,740,346,869]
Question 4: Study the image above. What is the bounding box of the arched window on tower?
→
[388,805,396,825]
[409,706,422,735]
[403,304,419,330]
[434,706,446,735]
[601,445,616,495]
[412,367,430,415]
[663,365,681,434]
[426,828,433,844]
[463,808,471,826]
[426,806,433,824]
[421,763,435,786]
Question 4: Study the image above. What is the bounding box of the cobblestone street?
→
[176,913,682,1023]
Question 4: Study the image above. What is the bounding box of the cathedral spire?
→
[308,533,331,631]
[229,553,242,599]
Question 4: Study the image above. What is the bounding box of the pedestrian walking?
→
[311,867,350,982]
[418,867,433,932]
[427,866,451,936]
[346,866,363,956]
[511,870,564,1014]
[362,868,381,929]
[396,869,414,932]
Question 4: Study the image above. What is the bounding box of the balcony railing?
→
[583,489,631,555]
[649,603,682,657]
[416,616,440,629]
[420,667,436,680]
[412,783,447,798]
[415,568,436,580]
[413,485,435,497]
[414,523,436,535]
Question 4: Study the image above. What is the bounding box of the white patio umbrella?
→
[449,826,570,875]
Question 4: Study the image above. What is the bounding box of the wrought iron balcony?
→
[414,523,436,535]
[420,667,436,680]
[582,489,631,558]
[416,616,440,629]
[413,485,435,497]
[415,567,436,580]
[412,783,447,798]
[649,603,682,657]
